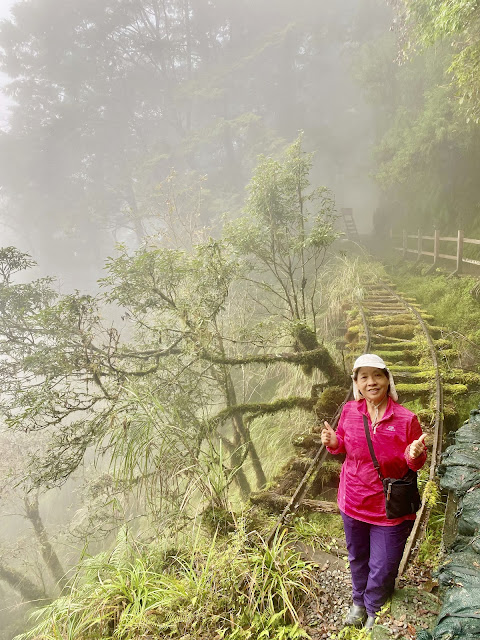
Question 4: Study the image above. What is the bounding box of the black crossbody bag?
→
[362,415,421,520]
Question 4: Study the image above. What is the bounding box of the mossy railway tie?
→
[257,281,478,571]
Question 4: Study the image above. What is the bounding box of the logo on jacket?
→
[386,425,395,431]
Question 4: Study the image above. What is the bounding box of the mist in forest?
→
[0,0,393,292]
[0,1,419,638]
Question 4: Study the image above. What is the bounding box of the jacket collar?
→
[356,396,395,423]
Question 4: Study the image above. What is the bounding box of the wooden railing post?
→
[456,229,464,274]
[433,229,440,266]
[417,229,422,260]
[403,229,407,259]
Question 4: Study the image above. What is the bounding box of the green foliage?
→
[225,136,339,331]
[102,238,237,324]
[417,502,446,570]
[356,1,480,234]
[0,140,346,537]
[0,213,347,633]
[16,525,315,640]
[331,624,374,640]
[242,528,314,622]
[406,0,478,43]
[403,0,480,122]
[392,267,480,357]
[226,615,310,640]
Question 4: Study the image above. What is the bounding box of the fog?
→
[0,1,396,637]
[0,0,393,293]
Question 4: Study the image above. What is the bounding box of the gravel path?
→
[302,565,353,638]
[294,543,353,638]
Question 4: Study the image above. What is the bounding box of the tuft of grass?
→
[242,528,315,624]
[416,502,446,571]
[331,625,374,640]
[292,513,344,553]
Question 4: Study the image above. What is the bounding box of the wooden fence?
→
[394,229,480,274]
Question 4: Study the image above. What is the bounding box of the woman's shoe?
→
[364,615,377,629]
[344,604,367,627]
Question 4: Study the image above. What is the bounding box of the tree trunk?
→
[224,371,267,489]
[124,174,146,244]
[220,435,252,497]
[24,494,67,592]
[183,0,192,132]
[0,562,47,602]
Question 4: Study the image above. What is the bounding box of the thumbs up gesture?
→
[321,421,339,449]
[410,433,427,459]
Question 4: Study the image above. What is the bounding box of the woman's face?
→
[356,366,389,404]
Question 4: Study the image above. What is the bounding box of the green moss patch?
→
[368,314,414,326]
[374,350,417,362]
[390,364,426,371]
[373,325,417,338]
[396,382,432,395]
[443,383,468,395]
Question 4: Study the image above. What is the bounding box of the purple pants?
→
[341,512,413,616]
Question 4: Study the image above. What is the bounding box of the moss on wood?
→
[209,396,316,429]
[308,460,342,498]
[374,350,417,362]
[314,386,348,422]
[292,323,320,351]
[456,371,480,386]
[390,364,427,371]
[368,315,414,326]
[416,408,435,423]
[291,323,343,379]
[293,433,323,449]
[424,325,443,338]
[373,325,417,338]
[374,341,417,349]
[396,382,432,395]
[270,464,307,494]
[250,491,339,514]
[396,382,468,399]
[345,325,361,341]
[444,383,468,395]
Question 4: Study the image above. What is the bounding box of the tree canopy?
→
[0,0,383,284]
[357,0,480,235]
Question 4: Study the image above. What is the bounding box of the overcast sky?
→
[0,0,15,128]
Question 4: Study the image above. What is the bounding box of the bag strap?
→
[362,414,384,482]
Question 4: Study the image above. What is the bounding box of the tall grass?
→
[16,524,315,640]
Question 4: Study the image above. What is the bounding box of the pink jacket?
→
[327,397,427,526]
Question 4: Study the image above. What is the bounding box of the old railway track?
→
[254,280,475,577]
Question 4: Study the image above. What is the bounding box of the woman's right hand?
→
[321,421,338,449]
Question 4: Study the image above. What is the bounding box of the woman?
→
[321,353,427,630]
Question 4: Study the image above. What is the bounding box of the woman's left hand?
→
[410,433,427,458]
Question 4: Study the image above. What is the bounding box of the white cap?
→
[351,353,398,402]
